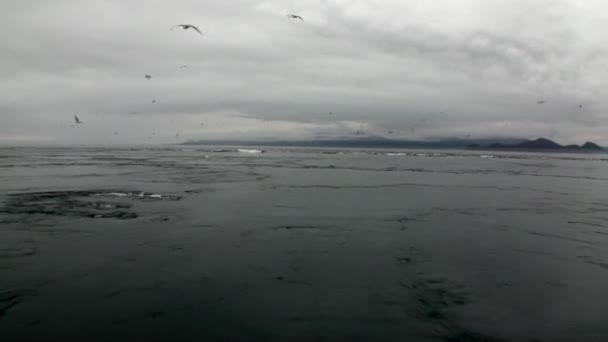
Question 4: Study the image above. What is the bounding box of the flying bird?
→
[152,100,156,103]
[145,75,152,79]
[537,100,546,104]
[287,14,304,21]
[175,132,180,138]
[171,24,203,36]
[579,104,583,108]
[74,115,83,124]
[179,65,189,69]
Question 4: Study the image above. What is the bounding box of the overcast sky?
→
[1,0,608,145]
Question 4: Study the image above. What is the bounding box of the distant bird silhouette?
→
[179,65,189,69]
[74,115,83,124]
[145,75,152,79]
[537,100,546,104]
[287,14,304,21]
[175,132,180,138]
[579,104,583,108]
[171,24,203,36]
[152,100,156,103]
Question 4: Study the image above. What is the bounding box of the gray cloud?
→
[1,0,607,145]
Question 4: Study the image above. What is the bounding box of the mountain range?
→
[184,136,604,152]
[466,138,603,152]
[184,136,526,149]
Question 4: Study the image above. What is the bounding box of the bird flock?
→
[72,14,308,140]
[70,12,587,141]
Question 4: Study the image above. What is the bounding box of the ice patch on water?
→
[386,153,406,156]
[480,155,494,159]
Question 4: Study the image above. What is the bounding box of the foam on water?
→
[237,149,265,154]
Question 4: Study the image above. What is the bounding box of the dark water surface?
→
[1,146,608,341]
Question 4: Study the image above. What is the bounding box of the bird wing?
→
[296,16,304,21]
[170,25,185,30]
[190,25,204,36]
[74,115,80,123]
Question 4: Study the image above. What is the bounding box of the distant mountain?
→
[518,137,562,149]
[582,142,603,150]
[183,137,527,149]
[467,138,604,152]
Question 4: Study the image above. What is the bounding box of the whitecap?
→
[237,149,265,154]
[103,192,129,197]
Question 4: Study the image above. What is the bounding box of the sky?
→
[1,0,608,145]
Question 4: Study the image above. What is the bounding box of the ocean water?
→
[1,146,608,341]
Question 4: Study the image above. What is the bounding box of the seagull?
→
[537,100,546,104]
[171,24,203,36]
[74,115,83,124]
[145,75,152,79]
[287,14,304,21]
